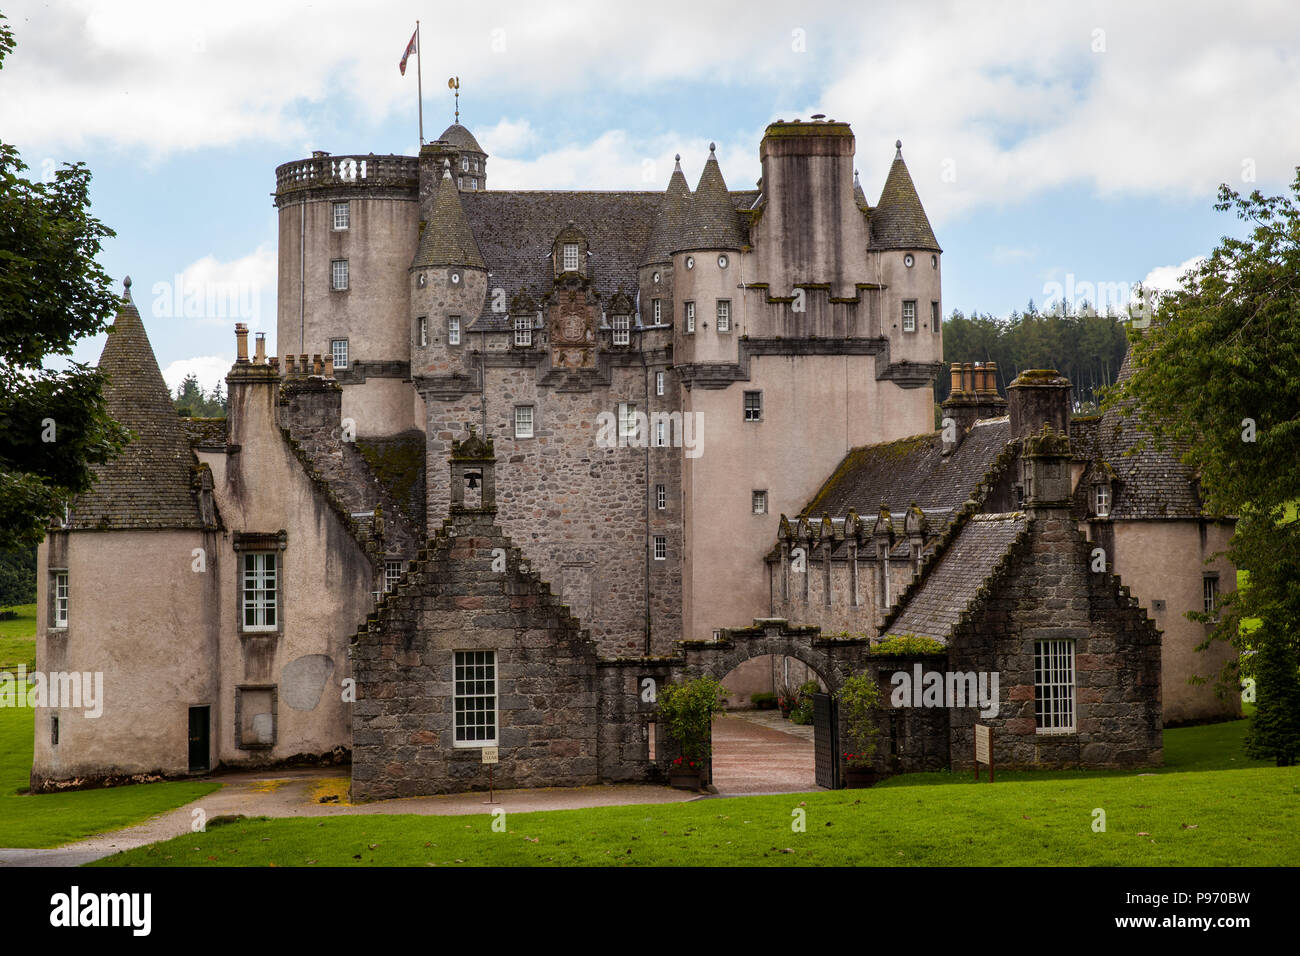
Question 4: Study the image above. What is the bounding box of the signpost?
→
[973,724,994,782]
[482,746,499,803]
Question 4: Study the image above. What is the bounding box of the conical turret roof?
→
[67,278,204,530]
[641,155,693,265]
[413,161,487,270]
[870,142,940,251]
[677,144,746,252]
[437,122,485,154]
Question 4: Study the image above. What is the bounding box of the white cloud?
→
[161,356,232,397]
[146,243,276,331]
[1142,256,1206,294]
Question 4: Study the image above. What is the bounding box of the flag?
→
[399,28,418,76]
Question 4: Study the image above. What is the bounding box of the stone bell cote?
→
[449,428,496,512]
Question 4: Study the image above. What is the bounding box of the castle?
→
[31,117,1237,793]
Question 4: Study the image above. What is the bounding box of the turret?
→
[673,145,744,360]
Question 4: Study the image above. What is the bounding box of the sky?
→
[4,0,1299,395]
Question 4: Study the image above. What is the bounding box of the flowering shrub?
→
[837,673,883,768]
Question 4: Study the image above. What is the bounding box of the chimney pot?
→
[949,362,962,395]
[324,354,334,378]
[254,332,266,364]
[312,353,323,376]
[234,323,250,363]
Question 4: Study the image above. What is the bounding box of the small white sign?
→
[481,746,499,765]
[974,724,991,765]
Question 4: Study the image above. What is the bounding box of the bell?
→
[466,471,481,490]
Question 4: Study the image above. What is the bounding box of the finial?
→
[123,275,132,294]
[442,158,451,180]
[448,76,460,124]
[709,142,716,153]
[895,139,903,159]
[854,168,860,182]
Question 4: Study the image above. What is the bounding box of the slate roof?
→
[459,188,756,330]
[886,512,1029,642]
[68,284,205,530]
[413,164,486,270]
[678,147,747,252]
[802,417,1012,523]
[181,417,228,450]
[870,145,940,252]
[437,123,484,154]
[1088,351,1204,519]
[642,160,693,264]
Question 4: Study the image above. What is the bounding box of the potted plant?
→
[658,675,728,790]
[836,673,884,787]
[776,681,796,718]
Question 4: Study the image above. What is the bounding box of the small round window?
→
[417,273,427,288]
[685,256,695,270]
[904,254,915,268]
[653,271,661,283]
[718,255,729,269]
[451,271,461,285]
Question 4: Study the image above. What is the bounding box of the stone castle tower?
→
[273,117,944,654]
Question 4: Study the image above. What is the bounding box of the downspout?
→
[642,332,652,655]
[299,202,306,352]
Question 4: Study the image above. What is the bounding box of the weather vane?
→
[448,76,460,123]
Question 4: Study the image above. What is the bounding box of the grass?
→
[91,716,1299,868]
[0,603,36,672]
[0,705,220,849]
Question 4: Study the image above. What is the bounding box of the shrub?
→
[790,679,820,724]
[837,673,884,768]
[750,692,777,710]
[1244,631,1300,766]
[874,633,947,656]
[658,675,728,762]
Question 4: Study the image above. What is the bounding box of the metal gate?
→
[813,693,840,789]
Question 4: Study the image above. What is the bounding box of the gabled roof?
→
[68,281,205,530]
[413,162,486,270]
[641,157,693,265]
[678,146,747,251]
[436,123,485,154]
[802,417,1012,525]
[885,512,1030,642]
[870,143,940,252]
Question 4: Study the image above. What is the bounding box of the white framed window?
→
[613,314,630,346]
[1094,484,1111,518]
[53,572,68,628]
[562,243,580,272]
[902,300,917,332]
[470,177,477,190]
[514,315,532,347]
[383,560,403,593]
[472,159,478,172]
[447,315,460,346]
[685,301,696,333]
[418,316,428,348]
[752,490,768,515]
[653,535,667,561]
[653,299,662,323]
[462,157,469,172]
[330,338,348,370]
[716,299,731,332]
[331,259,349,291]
[454,650,497,746]
[1034,639,1075,734]
[241,552,278,631]
[515,405,534,439]
[655,420,667,447]
[458,175,463,189]
[931,301,941,333]
[332,201,350,230]
[618,402,638,443]
[655,484,666,510]
[743,390,762,422]
[656,371,665,396]
[1203,575,1220,617]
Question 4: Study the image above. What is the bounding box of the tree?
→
[0,14,129,549]
[1106,170,1300,761]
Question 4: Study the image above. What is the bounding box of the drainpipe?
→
[642,333,652,655]
[299,202,306,352]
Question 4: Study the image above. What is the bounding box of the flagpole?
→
[416,20,424,144]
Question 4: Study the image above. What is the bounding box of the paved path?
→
[0,770,699,868]
[710,713,821,796]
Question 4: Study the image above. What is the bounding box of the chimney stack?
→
[940,358,1009,455]
[234,324,249,364]
[254,332,266,364]
[1007,369,1072,440]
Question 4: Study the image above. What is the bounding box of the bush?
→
[874,633,947,656]
[790,680,820,725]
[658,675,728,762]
[1244,631,1300,766]
[837,673,884,768]
[750,692,777,710]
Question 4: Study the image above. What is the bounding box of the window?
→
[458,175,463,189]
[461,156,469,172]
[655,420,667,447]
[716,299,731,332]
[562,243,580,272]
[902,300,917,332]
[1203,575,1220,617]
[332,201,350,230]
[653,299,662,323]
[447,315,460,346]
[472,159,478,172]
[454,650,497,746]
[51,715,58,747]
[331,259,349,291]
[743,391,762,422]
[515,405,534,439]
[53,572,68,628]
[241,553,278,631]
[383,560,403,593]
[514,315,532,347]
[931,301,941,333]
[685,301,696,333]
[904,253,915,268]
[655,484,666,510]
[613,314,630,346]
[471,177,477,190]
[330,338,348,370]
[618,402,638,443]
[656,371,665,396]
[653,535,667,561]
[1094,484,1111,518]
[752,490,768,515]
[1034,639,1075,734]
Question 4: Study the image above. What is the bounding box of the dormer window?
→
[514,315,533,348]
[563,243,579,272]
[1094,483,1111,518]
[612,315,630,346]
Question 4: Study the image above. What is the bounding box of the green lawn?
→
[0,704,219,849]
[92,718,1298,868]
[0,603,36,672]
